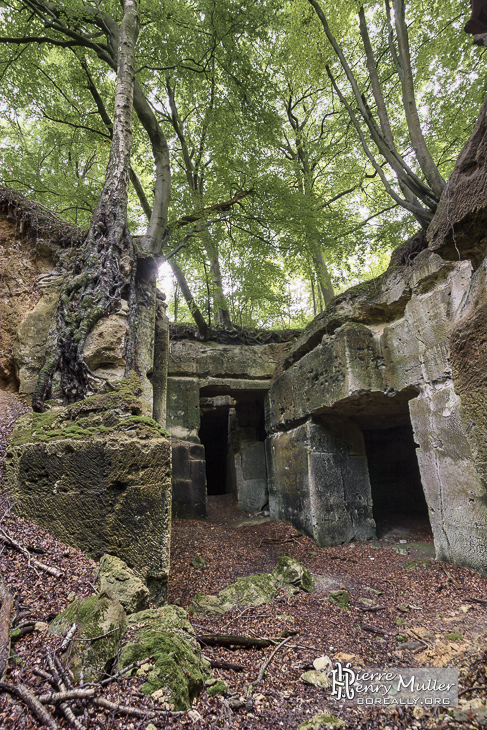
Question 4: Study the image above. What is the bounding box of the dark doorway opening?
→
[199,409,229,495]
[362,423,429,538]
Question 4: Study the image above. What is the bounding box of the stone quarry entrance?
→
[199,404,231,495]
[344,389,431,538]
[266,388,432,547]
[199,389,268,510]
[362,422,429,537]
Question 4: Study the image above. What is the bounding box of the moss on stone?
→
[9,374,169,445]
[189,559,314,615]
[206,680,228,696]
[298,713,344,729]
[404,560,432,570]
[119,606,211,711]
[272,556,315,593]
[328,590,350,609]
[48,593,126,682]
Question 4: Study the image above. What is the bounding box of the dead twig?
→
[60,623,78,650]
[0,681,59,730]
[256,636,292,682]
[459,684,487,697]
[0,576,14,680]
[47,652,83,729]
[360,624,393,637]
[439,564,462,590]
[39,688,95,703]
[204,657,244,672]
[0,527,62,578]
[197,633,273,649]
[359,606,387,613]
[92,696,156,717]
[466,596,487,607]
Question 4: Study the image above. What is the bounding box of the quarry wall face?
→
[265,98,487,571]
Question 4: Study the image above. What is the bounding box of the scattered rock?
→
[97,554,150,615]
[272,556,315,592]
[206,680,228,696]
[49,592,126,682]
[313,655,332,672]
[300,670,330,689]
[298,712,344,729]
[395,545,409,556]
[189,559,313,614]
[328,590,350,609]
[118,605,211,710]
[190,556,208,570]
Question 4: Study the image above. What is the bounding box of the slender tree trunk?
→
[308,0,438,221]
[168,258,209,338]
[33,0,140,410]
[391,0,445,199]
[312,249,334,305]
[203,235,232,329]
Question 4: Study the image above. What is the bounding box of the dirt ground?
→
[1,390,487,729]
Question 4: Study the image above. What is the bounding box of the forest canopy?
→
[0,0,484,332]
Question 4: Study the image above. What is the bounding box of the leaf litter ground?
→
[1,390,487,729]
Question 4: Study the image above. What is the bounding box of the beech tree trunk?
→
[33,0,140,411]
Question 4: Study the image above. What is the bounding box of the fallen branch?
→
[439,564,462,590]
[256,636,292,682]
[359,606,387,613]
[92,696,156,717]
[47,651,83,729]
[10,623,35,641]
[258,534,303,548]
[204,657,244,672]
[466,596,487,607]
[0,681,59,729]
[60,623,78,650]
[0,576,13,680]
[39,688,95,703]
[360,624,393,637]
[197,634,273,649]
[0,528,62,578]
[459,684,487,697]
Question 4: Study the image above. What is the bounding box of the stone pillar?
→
[410,385,487,572]
[266,417,376,546]
[152,294,169,427]
[135,284,156,418]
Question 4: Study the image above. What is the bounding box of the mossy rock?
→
[272,556,315,593]
[328,590,350,609]
[298,712,344,729]
[49,592,126,682]
[218,573,279,610]
[206,680,228,696]
[300,670,331,689]
[404,560,432,570]
[189,559,314,615]
[446,632,463,642]
[9,373,170,446]
[118,605,211,711]
[189,593,228,615]
[97,555,149,615]
[189,573,278,615]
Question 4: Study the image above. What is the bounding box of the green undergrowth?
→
[10,373,170,444]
